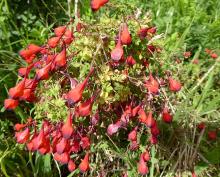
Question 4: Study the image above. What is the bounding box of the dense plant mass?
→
[2,0,220,176]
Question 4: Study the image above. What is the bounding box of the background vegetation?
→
[0,0,219,176]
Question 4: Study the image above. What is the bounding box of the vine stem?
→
[74,0,79,31]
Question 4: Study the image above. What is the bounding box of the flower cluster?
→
[4,1,187,175]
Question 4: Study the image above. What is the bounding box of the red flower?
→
[168,77,181,92]
[15,127,30,144]
[208,130,217,140]
[4,98,19,110]
[144,74,159,94]
[54,26,66,37]
[111,40,124,61]
[121,24,132,45]
[79,152,90,173]
[61,113,74,139]
[162,107,173,123]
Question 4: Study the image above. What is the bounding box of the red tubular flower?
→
[61,113,74,139]
[131,104,141,117]
[63,30,74,45]
[68,160,76,172]
[210,52,218,59]
[26,133,37,151]
[138,108,147,123]
[137,28,148,40]
[162,107,173,123]
[137,156,148,175]
[121,24,132,45]
[71,140,81,153]
[4,98,19,110]
[126,56,136,66]
[38,136,51,155]
[144,74,159,94]
[197,122,206,131]
[54,26,66,37]
[18,67,28,77]
[56,137,69,154]
[19,49,34,63]
[128,127,138,141]
[33,128,45,150]
[54,48,67,69]
[107,121,121,136]
[168,77,182,92]
[54,152,70,164]
[15,127,30,144]
[48,36,60,48]
[208,130,217,140]
[145,111,156,128]
[20,89,36,102]
[149,135,158,144]
[150,122,160,137]
[75,94,96,117]
[14,123,27,131]
[9,79,26,99]
[111,40,124,61]
[66,67,94,105]
[147,27,157,35]
[35,62,52,81]
[129,140,139,151]
[91,0,109,11]
[80,137,91,150]
[191,171,197,177]
[79,152,90,173]
[28,44,42,54]
[142,150,150,162]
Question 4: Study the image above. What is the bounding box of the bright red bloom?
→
[150,123,160,137]
[162,107,173,123]
[54,26,66,37]
[66,67,94,105]
[15,127,30,144]
[121,24,132,45]
[54,49,67,69]
[79,152,90,173]
[107,121,121,136]
[168,77,181,92]
[197,122,206,131]
[48,36,60,48]
[111,40,124,61]
[210,53,218,59]
[68,160,76,172]
[144,74,159,94]
[80,137,91,150]
[56,137,69,154]
[63,30,74,45]
[142,150,150,162]
[208,130,217,140]
[137,156,148,175]
[61,113,74,139]
[4,98,19,110]
[54,152,70,164]
[35,63,52,80]
[91,0,109,11]
[75,95,96,117]
[145,111,156,128]
[183,51,191,58]
[126,56,136,66]
[128,127,137,141]
[9,79,26,99]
